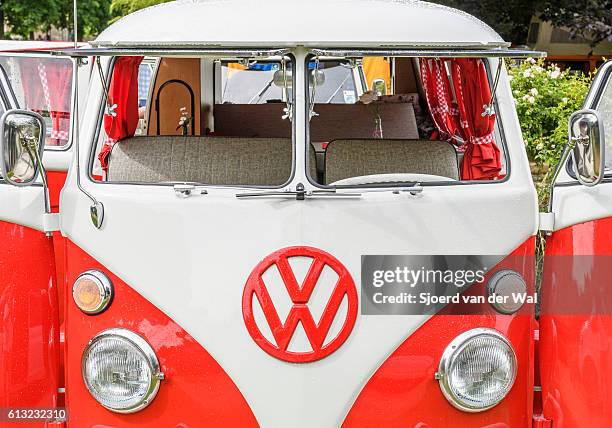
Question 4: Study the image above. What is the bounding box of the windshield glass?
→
[92,55,296,188]
[218,60,359,105]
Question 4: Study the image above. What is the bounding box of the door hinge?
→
[43,213,60,233]
[539,212,555,233]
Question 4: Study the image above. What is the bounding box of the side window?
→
[135,59,157,136]
[216,60,361,105]
[217,61,285,105]
[0,56,73,149]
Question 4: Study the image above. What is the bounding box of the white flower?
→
[551,144,556,148]
[536,143,544,150]
[530,88,539,96]
[523,69,533,78]
[534,66,544,73]
[527,57,536,64]
[562,97,569,103]
[522,94,536,104]
[549,67,561,79]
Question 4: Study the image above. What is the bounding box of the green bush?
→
[508,58,592,169]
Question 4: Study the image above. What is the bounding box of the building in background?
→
[528,19,611,73]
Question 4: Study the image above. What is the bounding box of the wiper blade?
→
[236,184,362,200]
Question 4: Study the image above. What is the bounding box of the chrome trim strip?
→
[311,48,546,59]
[52,48,291,58]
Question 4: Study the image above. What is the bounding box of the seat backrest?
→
[324,139,459,184]
[107,136,315,186]
[213,103,418,141]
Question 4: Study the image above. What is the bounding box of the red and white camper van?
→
[0,1,610,427]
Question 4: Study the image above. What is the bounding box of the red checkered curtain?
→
[19,58,73,146]
[419,58,462,143]
[450,58,500,180]
[40,61,73,145]
[98,56,144,172]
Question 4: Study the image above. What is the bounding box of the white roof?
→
[95,0,506,49]
[0,40,78,52]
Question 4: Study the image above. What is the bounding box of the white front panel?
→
[61,179,536,427]
[0,184,46,231]
[552,183,612,231]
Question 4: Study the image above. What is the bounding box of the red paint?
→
[242,246,358,363]
[46,171,67,214]
[64,241,258,427]
[47,171,68,324]
[0,221,59,428]
[343,239,536,427]
[540,218,612,427]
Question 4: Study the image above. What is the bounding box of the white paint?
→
[95,0,504,48]
[0,1,546,424]
[56,7,541,419]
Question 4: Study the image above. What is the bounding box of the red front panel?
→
[344,239,536,427]
[0,221,59,427]
[64,241,259,427]
[64,238,535,427]
[540,218,612,427]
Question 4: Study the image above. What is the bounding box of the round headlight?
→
[435,328,517,412]
[73,270,113,314]
[82,328,164,413]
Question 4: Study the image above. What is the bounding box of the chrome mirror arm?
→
[73,57,105,229]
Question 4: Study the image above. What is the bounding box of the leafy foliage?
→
[57,0,112,39]
[1,0,111,39]
[508,58,592,168]
[2,0,60,37]
[431,0,611,46]
[109,0,171,22]
[540,0,612,47]
[433,0,541,44]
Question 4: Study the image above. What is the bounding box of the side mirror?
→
[569,109,605,186]
[0,110,46,186]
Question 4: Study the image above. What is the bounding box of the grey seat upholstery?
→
[107,136,315,186]
[324,139,459,184]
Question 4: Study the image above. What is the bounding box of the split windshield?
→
[90,52,506,188]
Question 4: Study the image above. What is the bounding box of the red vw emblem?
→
[242,246,358,363]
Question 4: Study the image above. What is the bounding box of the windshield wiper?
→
[248,77,275,104]
[236,183,362,200]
